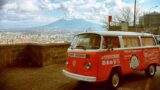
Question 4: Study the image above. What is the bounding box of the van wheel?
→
[108,70,120,89]
[145,65,156,78]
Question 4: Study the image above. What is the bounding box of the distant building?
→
[139,12,160,34]
[139,12,160,27]
[108,21,144,33]
[108,12,160,34]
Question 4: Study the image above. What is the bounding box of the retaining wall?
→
[0,43,70,69]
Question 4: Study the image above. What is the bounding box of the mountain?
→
[39,19,105,32]
[0,19,106,33]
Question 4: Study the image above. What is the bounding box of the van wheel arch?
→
[111,66,122,74]
[148,63,157,71]
[152,63,157,71]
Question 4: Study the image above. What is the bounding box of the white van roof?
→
[78,31,153,36]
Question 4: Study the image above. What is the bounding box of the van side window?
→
[103,36,120,49]
[123,36,140,47]
[141,37,155,46]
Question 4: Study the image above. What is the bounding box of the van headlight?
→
[85,62,91,70]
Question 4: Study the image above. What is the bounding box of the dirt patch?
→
[0,64,77,90]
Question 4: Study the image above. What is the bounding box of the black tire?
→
[108,70,121,89]
[145,65,156,78]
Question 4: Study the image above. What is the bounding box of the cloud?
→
[138,0,145,3]
[2,0,41,13]
[0,0,147,26]
[0,0,10,9]
[51,0,110,21]
[0,0,44,23]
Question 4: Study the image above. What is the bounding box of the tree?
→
[102,6,141,30]
[114,7,133,25]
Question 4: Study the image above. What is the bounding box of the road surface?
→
[0,64,160,90]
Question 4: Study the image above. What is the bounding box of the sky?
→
[0,0,160,29]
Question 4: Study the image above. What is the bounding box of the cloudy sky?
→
[0,0,160,29]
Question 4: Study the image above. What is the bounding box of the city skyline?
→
[0,0,160,29]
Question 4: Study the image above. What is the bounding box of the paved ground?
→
[0,64,160,90]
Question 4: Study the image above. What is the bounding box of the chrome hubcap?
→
[149,66,155,75]
[112,74,119,87]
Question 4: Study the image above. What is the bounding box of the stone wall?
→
[0,44,27,69]
[0,43,70,69]
[26,43,70,66]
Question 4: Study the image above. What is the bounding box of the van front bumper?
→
[62,69,96,82]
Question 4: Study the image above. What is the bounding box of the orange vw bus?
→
[63,31,160,88]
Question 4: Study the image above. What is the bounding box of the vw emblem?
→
[72,60,76,66]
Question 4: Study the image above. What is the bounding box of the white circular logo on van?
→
[130,55,139,70]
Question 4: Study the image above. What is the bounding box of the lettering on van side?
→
[144,49,159,61]
[101,54,120,66]
[101,54,120,60]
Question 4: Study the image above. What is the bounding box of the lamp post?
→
[133,0,136,27]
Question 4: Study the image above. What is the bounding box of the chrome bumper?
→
[62,69,96,82]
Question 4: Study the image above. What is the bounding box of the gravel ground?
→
[0,64,77,90]
[0,65,160,90]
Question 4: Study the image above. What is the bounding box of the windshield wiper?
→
[76,45,86,50]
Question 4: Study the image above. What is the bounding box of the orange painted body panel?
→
[158,48,160,65]
[159,48,160,65]
[66,52,98,77]
[65,47,160,82]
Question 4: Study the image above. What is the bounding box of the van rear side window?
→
[123,36,140,47]
[103,36,120,49]
[141,37,155,46]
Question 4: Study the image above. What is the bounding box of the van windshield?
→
[71,34,101,49]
